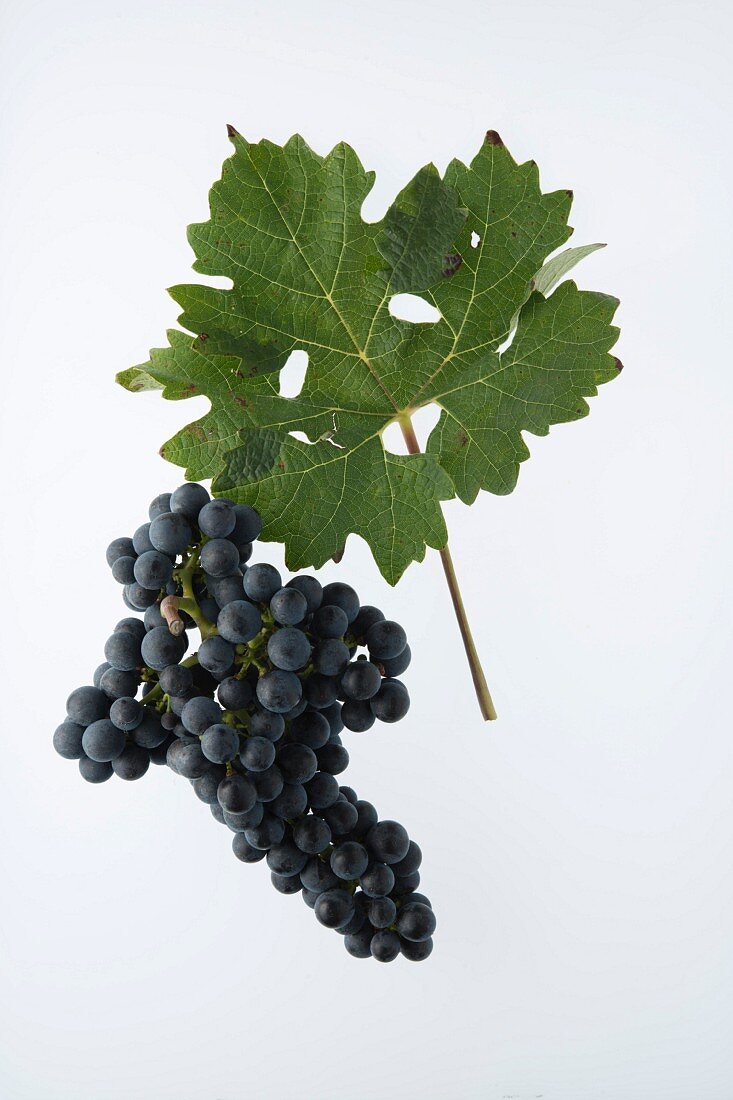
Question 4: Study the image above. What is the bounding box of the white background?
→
[1,1,731,1097]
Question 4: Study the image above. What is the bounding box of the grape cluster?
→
[54,483,435,962]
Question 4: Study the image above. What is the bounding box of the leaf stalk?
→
[398,415,497,722]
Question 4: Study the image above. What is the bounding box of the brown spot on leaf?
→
[234,396,249,408]
[485,130,503,146]
[614,357,624,373]
[442,252,462,278]
[184,383,198,394]
[566,189,573,200]
[198,332,209,343]
[277,461,285,470]
[189,425,206,441]
[226,123,240,138]
[233,369,244,379]
[458,431,469,447]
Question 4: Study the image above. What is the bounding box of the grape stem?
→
[398,415,497,722]
[172,548,218,639]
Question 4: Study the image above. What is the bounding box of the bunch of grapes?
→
[53,483,435,962]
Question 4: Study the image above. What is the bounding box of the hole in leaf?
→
[279,349,308,397]
[288,430,312,445]
[470,231,481,248]
[389,294,441,324]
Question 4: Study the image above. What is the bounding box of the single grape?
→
[111,556,136,585]
[79,758,113,784]
[330,841,369,880]
[367,820,410,865]
[396,902,436,942]
[112,744,150,781]
[340,698,376,732]
[217,676,253,711]
[239,735,275,772]
[341,659,382,701]
[132,523,155,555]
[313,639,350,677]
[321,582,360,623]
[149,511,192,556]
[229,503,262,547]
[293,815,332,855]
[393,870,421,893]
[304,771,340,810]
[243,563,282,603]
[277,743,318,784]
[245,814,286,850]
[114,617,147,641]
[200,538,239,578]
[201,723,240,763]
[350,604,385,639]
[300,857,339,894]
[82,719,126,762]
[316,743,350,775]
[323,702,344,738]
[141,626,187,672]
[53,720,86,760]
[104,630,142,672]
[314,889,354,929]
[106,536,135,567]
[267,627,311,671]
[289,710,330,749]
[158,664,193,696]
[400,893,432,910]
[66,686,109,725]
[378,643,411,677]
[109,697,142,731]
[256,670,302,714]
[400,937,433,961]
[249,709,285,741]
[198,499,236,538]
[206,572,245,608]
[209,801,226,824]
[322,798,359,836]
[353,800,379,838]
[217,774,256,814]
[365,620,407,660]
[312,605,349,639]
[216,600,262,643]
[370,930,401,962]
[181,696,222,736]
[232,833,267,863]
[148,492,172,520]
[192,765,227,804]
[360,862,395,898]
[392,840,422,877]
[286,574,322,612]
[124,582,160,610]
[93,662,110,688]
[250,764,284,803]
[197,635,235,678]
[170,482,209,521]
[368,897,397,929]
[223,803,264,831]
[371,678,410,723]
[133,550,174,590]
[270,782,309,820]
[266,842,308,878]
[99,667,139,700]
[344,924,374,959]
[270,586,308,626]
[304,673,339,709]
[271,872,303,895]
[173,740,211,779]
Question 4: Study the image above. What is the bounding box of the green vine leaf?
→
[119,129,621,583]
